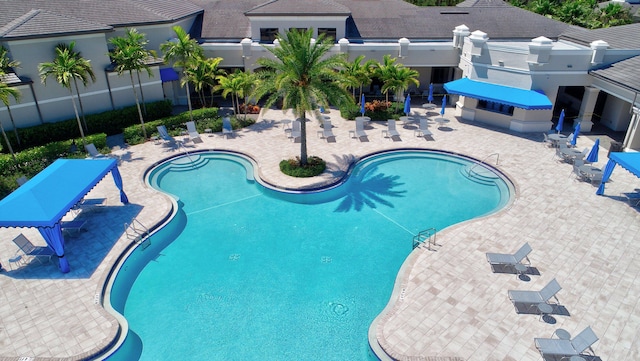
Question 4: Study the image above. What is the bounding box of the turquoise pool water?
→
[105,150,512,361]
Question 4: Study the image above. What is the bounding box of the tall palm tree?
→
[0,46,22,146]
[161,26,204,122]
[0,82,19,159]
[340,55,376,101]
[373,55,419,104]
[372,54,398,103]
[120,28,155,116]
[237,70,257,121]
[253,28,352,166]
[109,29,155,139]
[183,56,223,108]
[38,42,95,146]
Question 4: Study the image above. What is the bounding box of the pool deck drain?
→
[0,107,638,361]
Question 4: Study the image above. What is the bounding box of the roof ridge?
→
[0,9,40,37]
[246,0,279,14]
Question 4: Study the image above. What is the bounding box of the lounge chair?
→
[622,191,640,207]
[414,118,433,137]
[12,233,55,264]
[288,120,301,141]
[355,117,367,140]
[486,242,532,267]
[157,125,177,144]
[222,117,234,139]
[535,326,598,359]
[383,119,400,139]
[186,121,203,143]
[16,176,28,186]
[508,278,562,305]
[319,120,335,140]
[85,143,107,159]
[61,219,88,235]
[72,198,106,215]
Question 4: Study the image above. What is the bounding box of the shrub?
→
[238,103,261,114]
[340,101,404,121]
[279,156,326,177]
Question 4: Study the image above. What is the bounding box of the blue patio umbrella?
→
[428,83,434,103]
[360,93,365,116]
[440,95,447,116]
[586,138,600,163]
[570,121,581,146]
[555,109,565,133]
[404,93,411,115]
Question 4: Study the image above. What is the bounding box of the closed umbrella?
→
[428,83,434,104]
[570,122,581,146]
[586,138,600,163]
[404,93,411,115]
[360,93,365,117]
[440,95,447,116]
[555,109,565,133]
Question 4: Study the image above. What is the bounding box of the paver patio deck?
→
[0,105,638,361]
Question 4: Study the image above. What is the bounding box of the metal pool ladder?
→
[124,219,151,249]
[413,228,437,250]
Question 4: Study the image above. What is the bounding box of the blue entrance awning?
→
[597,152,640,195]
[443,78,553,110]
[0,159,128,273]
[160,67,179,82]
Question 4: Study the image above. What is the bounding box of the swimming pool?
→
[103,150,513,361]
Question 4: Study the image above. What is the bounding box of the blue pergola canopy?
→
[597,152,640,195]
[0,159,128,273]
[443,78,553,110]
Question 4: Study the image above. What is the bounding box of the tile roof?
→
[456,0,512,7]
[560,23,640,49]
[245,0,351,15]
[192,0,570,40]
[0,0,203,39]
[591,55,640,93]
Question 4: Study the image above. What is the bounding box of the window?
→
[477,100,514,116]
[431,67,454,84]
[318,28,337,42]
[260,28,278,43]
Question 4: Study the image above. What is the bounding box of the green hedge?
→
[340,102,404,120]
[1,100,172,152]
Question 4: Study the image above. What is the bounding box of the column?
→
[577,86,599,132]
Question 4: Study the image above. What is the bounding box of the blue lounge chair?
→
[12,233,55,264]
[61,219,88,235]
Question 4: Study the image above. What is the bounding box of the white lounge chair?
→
[186,121,203,143]
[355,117,367,140]
[12,233,55,264]
[288,120,301,141]
[319,120,335,140]
[508,278,562,305]
[414,118,433,137]
[486,242,532,267]
[535,326,599,359]
[85,143,106,159]
[222,117,234,139]
[383,119,400,139]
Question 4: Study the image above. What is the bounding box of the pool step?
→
[166,154,209,171]
[461,165,500,186]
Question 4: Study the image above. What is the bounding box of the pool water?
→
[105,151,511,361]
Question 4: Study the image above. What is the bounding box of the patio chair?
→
[534,326,598,359]
[288,120,301,141]
[355,117,367,140]
[571,159,586,181]
[12,233,55,264]
[61,219,88,235]
[383,119,400,139]
[186,121,203,144]
[622,191,640,207]
[542,132,552,147]
[85,143,107,159]
[414,118,433,137]
[508,278,561,305]
[486,242,532,267]
[222,117,235,139]
[157,125,177,144]
[319,120,335,140]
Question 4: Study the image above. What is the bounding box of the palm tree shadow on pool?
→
[334,171,407,212]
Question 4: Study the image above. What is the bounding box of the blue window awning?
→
[443,78,553,110]
[0,159,128,273]
[160,67,179,82]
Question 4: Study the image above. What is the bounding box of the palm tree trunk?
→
[243,94,248,121]
[184,74,194,122]
[129,71,147,139]
[73,78,89,133]
[136,70,147,116]
[5,105,20,147]
[300,111,308,165]
[231,93,237,116]
[0,119,15,160]
[69,88,87,147]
